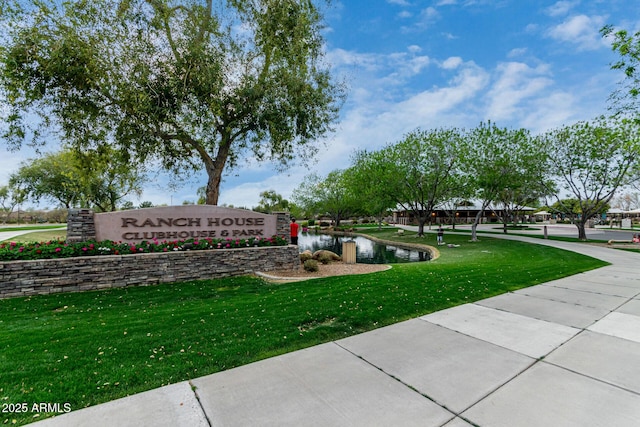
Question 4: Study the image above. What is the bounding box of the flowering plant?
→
[0,236,288,261]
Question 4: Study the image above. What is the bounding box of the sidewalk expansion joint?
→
[189,380,213,427]
[332,341,460,421]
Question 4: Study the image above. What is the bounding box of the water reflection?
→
[297,233,430,264]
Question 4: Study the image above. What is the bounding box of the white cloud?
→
[329,47,432,95]
[401,7,440,32]
[520,92,576,134]
[0,151,23,185]
[326,48,382,72]
[546,14,608,51]
[387,0,410,5]
[544,1,580,17]
[441,56,463,69]
[507,47,528,58]
[420,7,439,20]
[375,61,491,130]
[485,62,554,122]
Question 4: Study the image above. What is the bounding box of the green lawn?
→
[0,230,607,425]
[1,230,68,244]
[0,225,66,232]
[436,225,611,243]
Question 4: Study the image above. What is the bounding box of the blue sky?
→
[2,0,640,209]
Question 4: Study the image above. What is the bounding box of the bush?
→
[318,253,333,264]
[300,251,313,263]
[303,259,319,272]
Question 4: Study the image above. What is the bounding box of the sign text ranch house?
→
[93,206,278,242]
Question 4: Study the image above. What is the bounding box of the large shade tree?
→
[293,170,360,226]
[463,122,540,242]
[0,0,343,205]
[539,116,640,240]
[354,128,464,236]
[10,147,146,211]
[347,151,398,229]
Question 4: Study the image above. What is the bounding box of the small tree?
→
[493,177,549,233]
[550,198,583,223]
[0,184,26,224]
[254,190,290,213]
[139,201,155,209]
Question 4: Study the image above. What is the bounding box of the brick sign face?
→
[94,206,277,242]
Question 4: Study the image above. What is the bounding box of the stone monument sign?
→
[93,205,278,242]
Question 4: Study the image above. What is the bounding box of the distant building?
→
[393,204,537,225]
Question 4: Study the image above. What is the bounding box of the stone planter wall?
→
[0,245,300,299]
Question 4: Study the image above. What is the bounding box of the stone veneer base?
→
[0,245,300,299]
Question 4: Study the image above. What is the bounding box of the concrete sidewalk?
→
[30,236,640,426]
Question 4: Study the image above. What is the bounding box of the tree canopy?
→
[254,189,291,213]
[460,122,542,241]
[539,116,640,240]
[10,147,146,211]
[602,25,640,116]
[0,0,344,205]
[293,170,360,226]
[0,184,26,223]
[352,128,463,236]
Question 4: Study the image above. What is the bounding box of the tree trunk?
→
[204,139,232,205]
[576,221,588,241]
[471,209,485,242]
[417,218,427,236]
[205,170,223,205]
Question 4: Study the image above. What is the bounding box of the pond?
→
[298,233,431,264]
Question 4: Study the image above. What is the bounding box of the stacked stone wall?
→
[66,209,96,243]
[0,245,299,299]
[275,211,291,243]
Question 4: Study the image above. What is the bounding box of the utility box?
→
[342,240,357,264]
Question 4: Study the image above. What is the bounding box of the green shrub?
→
[300,252,313,262]
[318,253,333,264]
[303,259,319,272]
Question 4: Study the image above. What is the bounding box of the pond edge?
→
[319,230,441,261]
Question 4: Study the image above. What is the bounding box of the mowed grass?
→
[0,225,65,233]
[1,230,68,244]
[1,230,607,425]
